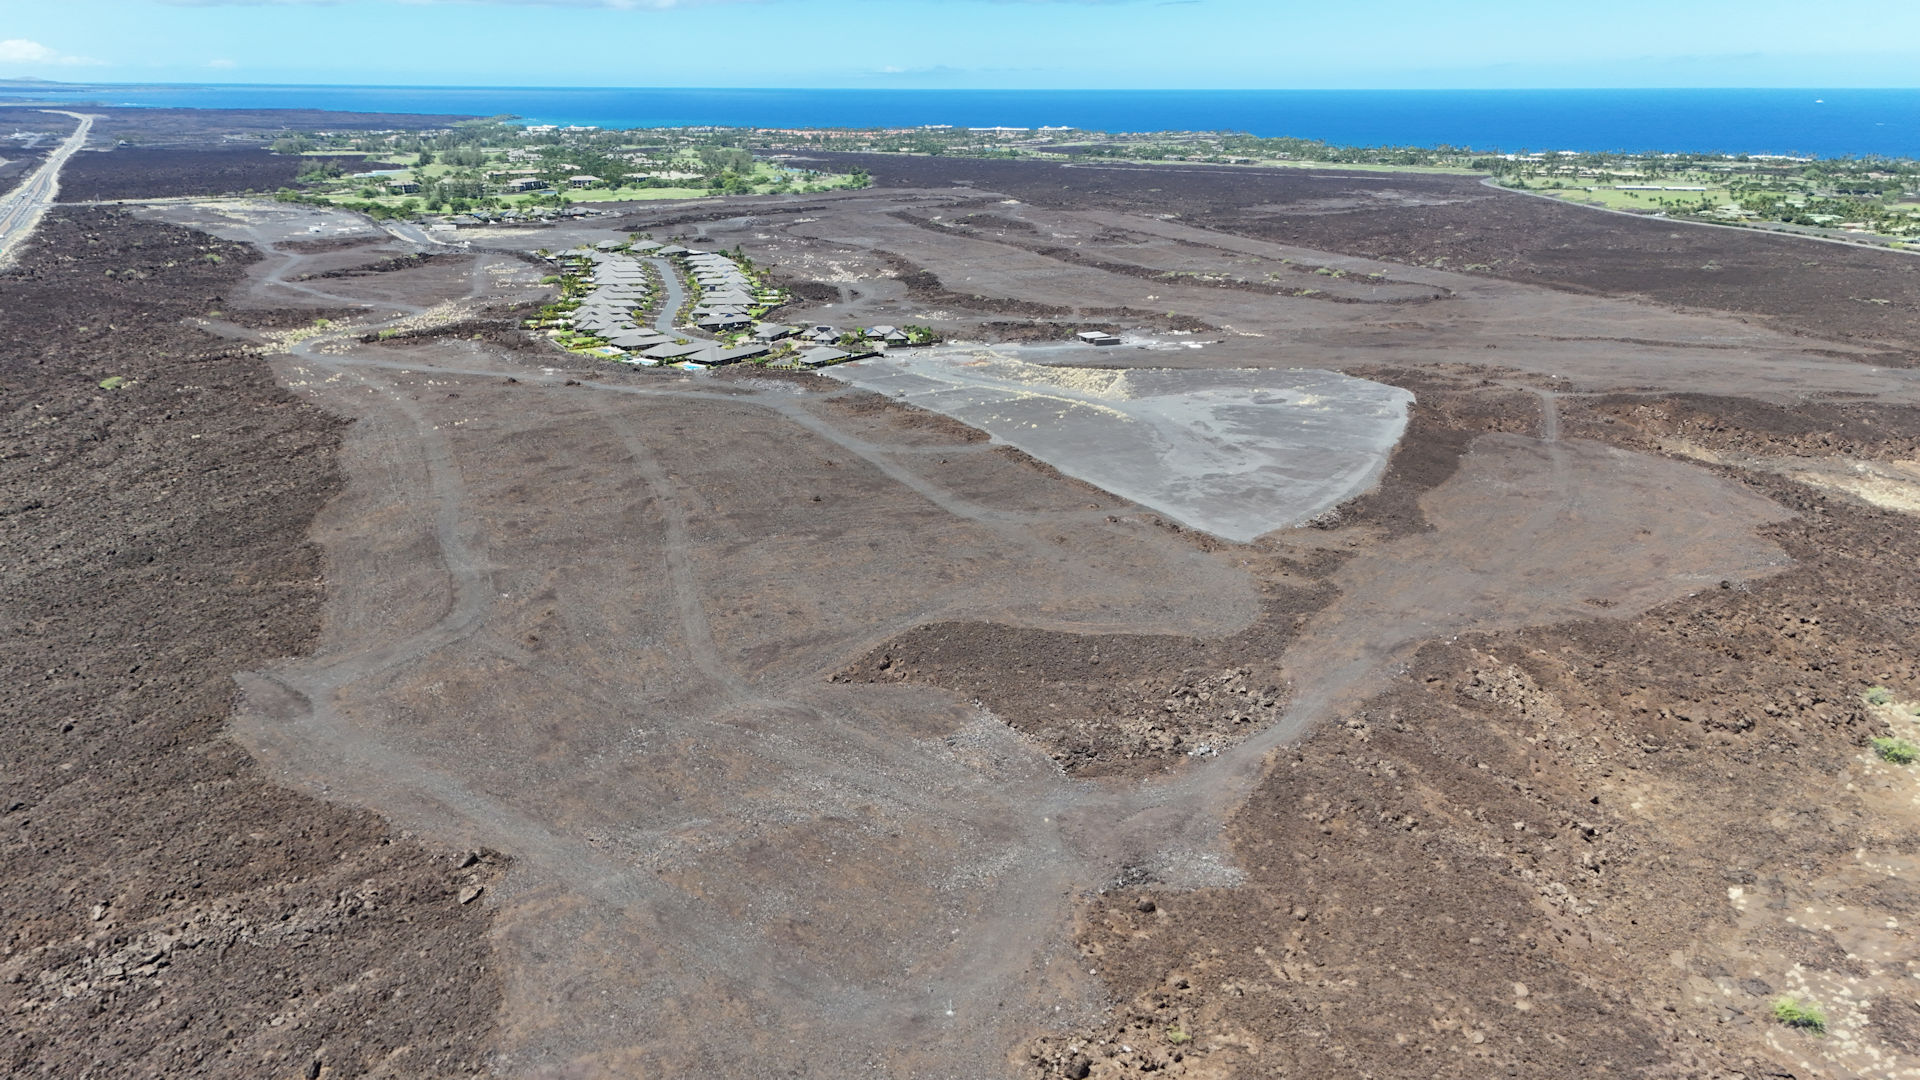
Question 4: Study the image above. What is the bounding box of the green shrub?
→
[1865,686,1896,706]
[1772,996,1826,1035]
[1873,737,1917,765]
[98,376,127,391]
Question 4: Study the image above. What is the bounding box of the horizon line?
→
[6,79,1920,93]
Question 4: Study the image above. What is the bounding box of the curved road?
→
[644,255,686,334]
[0,111,94,266]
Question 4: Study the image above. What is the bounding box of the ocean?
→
[3,84,1917,158]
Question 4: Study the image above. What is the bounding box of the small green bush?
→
[1772,996,1826,1035]
[1865,686,1896,706]
[1873,737,1918,765]
[98,376,127,391]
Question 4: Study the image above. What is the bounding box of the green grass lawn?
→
[1250,157,1483,176]
[305,176,857,212]
[1529,183,1732,211]
[519,186,714,203]
[296,146,861,212]
[953,150,1484,176]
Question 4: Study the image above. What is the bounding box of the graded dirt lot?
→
[825,352,1414,542]
[12,139,1920,1080]
[814,152,1920,359]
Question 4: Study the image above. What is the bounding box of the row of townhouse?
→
[679,249,786,334]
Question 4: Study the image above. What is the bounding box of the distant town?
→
[263,117,873,223]
[252,118,1920,248]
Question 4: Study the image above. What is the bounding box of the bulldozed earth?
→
[7,138,1920,1079]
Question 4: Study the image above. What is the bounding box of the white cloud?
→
[208,58,239,68]
[0,39,58,62]
[0,38,103,65]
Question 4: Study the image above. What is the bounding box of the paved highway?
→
[0,111,95,266]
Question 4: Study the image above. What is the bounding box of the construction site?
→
[5,111,1920,1079]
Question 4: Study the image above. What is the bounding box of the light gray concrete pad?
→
[825,344,1412,543]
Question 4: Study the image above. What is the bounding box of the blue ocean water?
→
[4,84,1917,158]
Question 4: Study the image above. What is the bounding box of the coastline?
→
[4,85,1918,157]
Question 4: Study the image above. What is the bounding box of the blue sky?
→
[4,0,1920,88]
